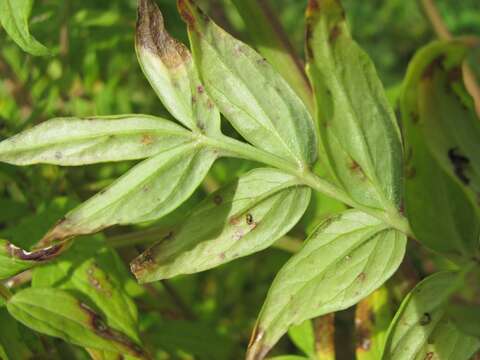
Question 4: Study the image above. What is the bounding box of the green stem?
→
[206,135,414,237]
[0,283,12,301]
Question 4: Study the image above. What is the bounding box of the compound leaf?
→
[131,168,310,282]
[0,115,192,166]
[247,210,406,359]
[178,0,317,167]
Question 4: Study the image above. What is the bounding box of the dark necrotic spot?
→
[448,147,470,185]
[213,195,222,205]
[246,213,254,225]
[420,312,431,326]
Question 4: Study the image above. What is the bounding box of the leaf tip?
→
[246,326,271,360]
[136,0,191,68]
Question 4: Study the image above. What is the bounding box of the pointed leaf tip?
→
[137,0,191,68]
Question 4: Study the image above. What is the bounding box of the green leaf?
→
[247,210,406,359]
[40,143,217,245]
[178,0,317,167]
[136,0,220,135]
[382,272,480,360]
[355,286,393,360]
[6,288,147,358]
[401,41,480,259]
[131,167,310,283]
[0,115,192,166]
[268,356,309,360]
[288,320,315,357]
[0,0,50,56]
[230,0,314,114]
[0,308,33,360]
[0,238,67,280]
[32,242,140,342]
[305,0,403,212]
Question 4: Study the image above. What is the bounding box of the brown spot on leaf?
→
[357,272,366,282]
[213,195,222,205]
[142,134,153,145]
[197,85,204,93]
[329,25,342,43]
[425,351,434,360]
[448,147,470,185]
[130,248,157,278]
[420,312,431,326]
[246,213,254,225]
[79,302,146,357]
[137,0,191,68]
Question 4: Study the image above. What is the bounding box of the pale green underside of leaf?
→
[32,250,139,342]
[0,239,36,280]
[230,0,314,115]
[382,272,480,360]
[6,288,145,357]
[306,1,403,212]
[0,0,50,56]
[249,210,406,357]
[0,115,193,166]
[43,143,217,242]
[132,167,310,283]
[136,0,220,135]
[182,0,317,167]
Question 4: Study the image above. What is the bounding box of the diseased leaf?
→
[401,41,480,259]
[0,115,192,166]
[131,168,310,282]
[355,286,393,360]
[382,272,480,360]
[248,210,407,359]
[178,0,317,167]
[136,0,220,135]
[39,143,217,245]
[0,238,66,280]
[32,243,140,342]
[6,288,147,358]
[305,0,403,212]
[0,0,50,56]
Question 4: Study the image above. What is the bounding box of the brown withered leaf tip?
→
[137,0,191,68]
[246,326,272,360]
[8,242,67,262]
[79,302,147,358]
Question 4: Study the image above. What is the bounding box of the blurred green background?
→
[0,0,479,359]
